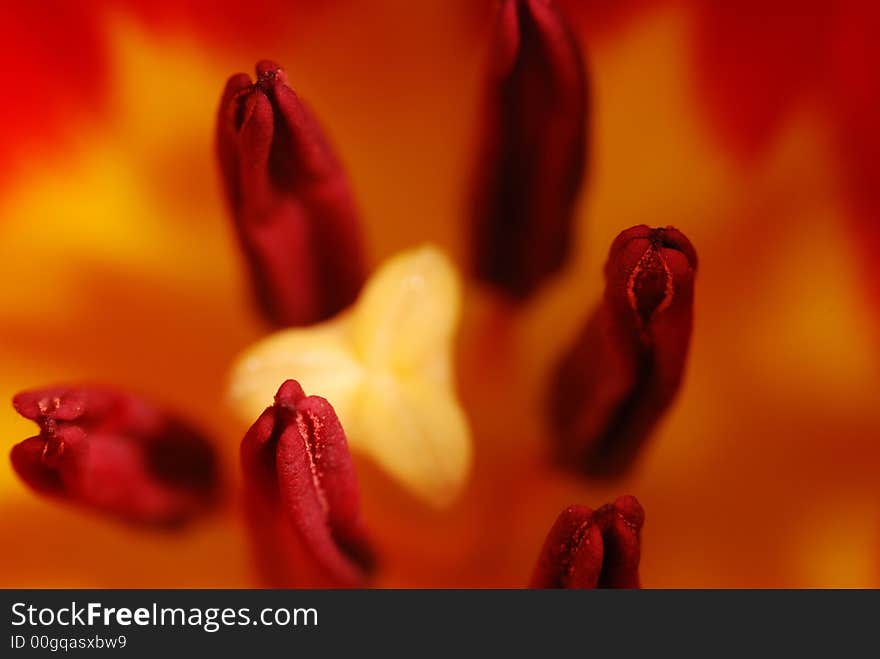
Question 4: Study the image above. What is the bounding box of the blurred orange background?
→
[1,0,878,587]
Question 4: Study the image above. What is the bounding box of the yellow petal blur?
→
[352,246,460,377]
[227,321,363,423]
[227,245,472,508]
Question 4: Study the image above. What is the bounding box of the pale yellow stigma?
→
[227,246,472,508]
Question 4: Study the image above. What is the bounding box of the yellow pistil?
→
[227,246,471,508]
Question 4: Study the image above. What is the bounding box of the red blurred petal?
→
[826,2,880,317]
[558,0,672,37]
[692,0,833,158]
[121,0,336,48]
[0,2,107,183]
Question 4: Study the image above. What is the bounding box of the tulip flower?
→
[1,0,879,590]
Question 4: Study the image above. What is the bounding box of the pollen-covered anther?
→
[628,245,673,329]
[470,0,589,300]
[9,386,221,527]
[549,225,697,477]
[240,379,374,587]
[216,60,366,327]
[531,495,644,588]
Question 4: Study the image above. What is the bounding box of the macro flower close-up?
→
[1,0,879,589]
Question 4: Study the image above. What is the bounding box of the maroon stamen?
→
[10,386,220,527]
[531,495,644,588]
[549,225,697,477]
[240,379,374,587]
[470,0,588,300]
[217,60,366,327]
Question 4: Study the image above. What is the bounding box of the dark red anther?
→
[217,60,366,327]
[549,225,697,477]
[530,495,644,588]
[470,0,588,300]
[10,386,220,527]
[240,379,374,588]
